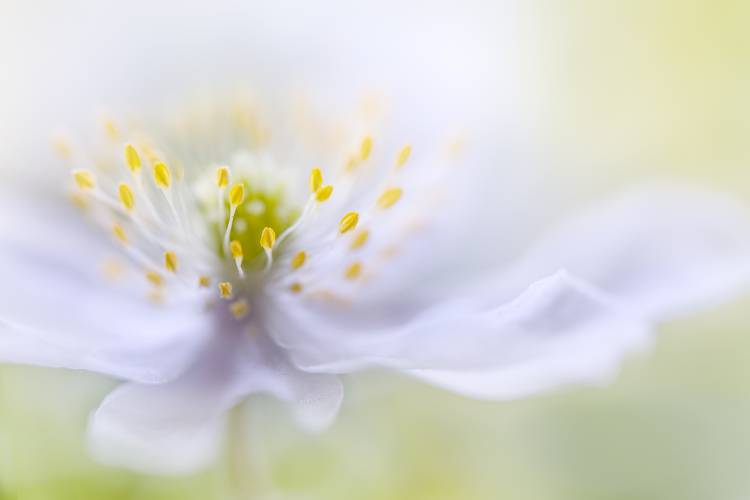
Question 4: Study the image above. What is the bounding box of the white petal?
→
[88,333,341,474]
[0,192,212,383]
[510,184,750,319]
[264,272,649,400]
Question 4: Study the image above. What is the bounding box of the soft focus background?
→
[2,1,750,498]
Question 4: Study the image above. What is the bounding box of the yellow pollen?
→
[396,144,412,168]
[345,155,358,171]
[112,223,128,244]
[124,144,142,172]
[72,169,95,190]
[309,167,323,193]
[229,183,245,206]
[339,212,359,234]
[291,251,306,270]
[229,298,250,319]
[345,262,363,280]
[315,185,334,202]
[118,183,135,211]
[360,136,373,161]
[289,282,303,293]
[260,226,276,250]
[218,281,233,299]
[198,275,211,288]
[146,271,163,287]
[215,166,230,188]
[153,162,171,189]
[164,251,178,273]
[377,187,403,209]
[230,240,244,258]
[350,230,369,250]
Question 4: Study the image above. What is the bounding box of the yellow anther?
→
[103,119,119,140]
[309,167,323,193]
[291,251,306,270]
[72,169,95,190]
[153,162,171,189]
[198,275,211,288]
[164,251,178,273]
[289,282,303,293]
[396,144,412,168]
[112,223,128,244]
[229,183,245,206]
[345,155,358,171]
[69,192,88,210]
[350,230,369,250]
[345,262,363,280]
[118,183,135,211]
[215,166,230,188]
[260,226,276,250]
[360,136,373,161]
[146,271,163,287]
[229,298,250,319]
[339,212,359,234]
[124,144,142,172]
[377,187,403,209]
[218,281,233,299]
[315,185,334,202]
[53,139,71,160]
[230,240,244,259]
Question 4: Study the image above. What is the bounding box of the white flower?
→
[1,93,749,476]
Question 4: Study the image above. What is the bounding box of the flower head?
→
[2,93,750,474]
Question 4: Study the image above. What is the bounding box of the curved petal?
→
[508,184,750,319]
[88,332,342,475]
[0,191,212,383]
[264,272,650,400]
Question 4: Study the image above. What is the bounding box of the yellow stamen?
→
[53,139,71,160]
[229,298,250,319]
[103,119,119,140]
[309,167,323,193]
[396,144,412,168]
[260,226,276,250]
[230,239,245,275]
[118,183,135,211]
[289,282,303,293]
[218,281,233,299]
[315,185,334,202]
[124,144,142,172]
[153,162,171,189]
[230,240,244,259]
[345,155,358,171]
[146,271,163,287]
[72,169,95,190]
[229,183,245,206]
[345,262,363,280]
[291,251,306,270]
[112,223,128,244]
[339,212,359,234]
[360,136,373,161]
[350,230,369,250]
[69,192,88,210]
[164,251,178,273]
[377,187,403,209]
[215,166,230,188]
[198,275,211,288]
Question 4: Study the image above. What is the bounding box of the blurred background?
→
[1,0,750,498]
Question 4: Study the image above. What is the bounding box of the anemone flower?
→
[1,93,748,475]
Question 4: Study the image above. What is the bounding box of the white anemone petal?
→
[88,333,342,475]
